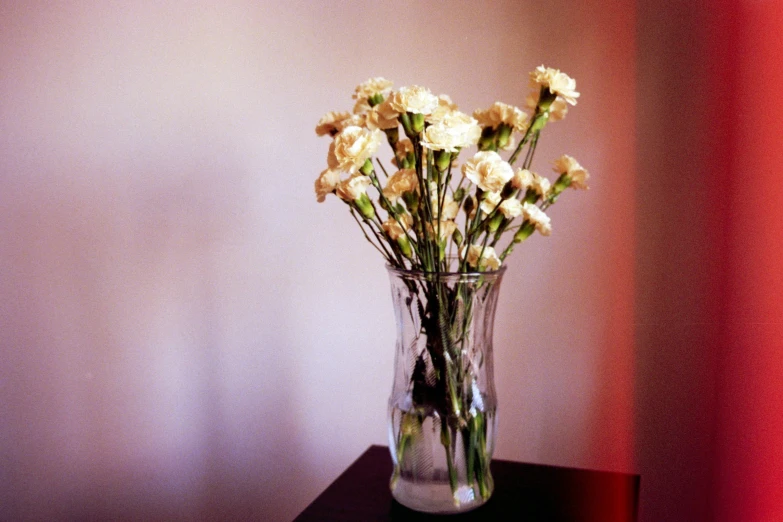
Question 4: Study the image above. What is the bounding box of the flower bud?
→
[453,187,466,203]
[355,193,375,220]
[360,158,374,176]
[435,150,451,172]
[463,195,475,217]
[397,235,413,259]
[477,126,497,151]
[452,228,463,247]
[411,112,426,133]
[488,212,504,233]
[496,123,513,150]
[513,222,535,243]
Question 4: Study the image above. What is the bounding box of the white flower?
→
[428,184,460,220]
[392,138,415,168]
[511,169,533,190]
[553,154,590,190]
[479,191,502,215]
[499,198,523,219]
[335,113,366,132]
[426,219,457,241]
[473,102,529,132]
[530,173,551,197]
[426,94,459,122]
[333,126,383,174]
[461,244,501,271]
[314,169,341,202]
[383,169,419,200]
[335,173,372,201]
[529,65,580,105]
[382,214,412,240]
[549,99,569,121]
[315,111,352,137]
[353,77,394,103]
[522,202,552,236]
[461,151,514,193]
[526,92,569,121]
[366,98,400,131]
[421,110,482,152]
[390,85,440,115]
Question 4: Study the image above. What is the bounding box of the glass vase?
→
[386,264,505,514]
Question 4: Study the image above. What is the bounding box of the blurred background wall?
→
[1,1,780,521]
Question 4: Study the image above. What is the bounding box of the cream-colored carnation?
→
[553,154,590,190]
[333,126,383,173]
[526,92,569,121]
[366,98,399,130]
[426,94,459,122]
[511,169,533,190]
[383,169,419,200]
[461,151,514,193]
[479,191,502,215]
[427,219,457,241]
[429,184,459,220]
[390,85,439,115]
[421,110,482,152]
[513,169,550,196]
[316,111,353,137]
[549,99,569,121]
[499,198,523,219]
[462,244,501,271]
[314,169,341,202]
[335,113,366,132]
[353,77,394,102]
[396,139,414,157]
[326,141,339,170]
[529,65,580,105]
[473,102,529,132]
[392,138,415,168]
[522,202,552,236]
[531,173,551,196]
[382,214,412,240]
[335,174,372,201]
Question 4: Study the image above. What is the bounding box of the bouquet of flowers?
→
[315,66,588,511]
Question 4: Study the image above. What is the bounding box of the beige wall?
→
[0,1,721,521]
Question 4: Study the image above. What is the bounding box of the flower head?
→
[382,214,413,240]
[333,126,383,174]
[335,173,372,202]
[499,198,524,219]
[315,169,341,202]
[421,110,482,152]
[426,94,459,122]
[461,151,514,193]
[366,98,400,131]
[553,154,590,190]
[473,102,529,132]
[529,65,580,105]
[461,244,501,271]
[427,219,457,241]
[353,77,394,104]
[383,169,419,200]
[390,85,440,115]
[522,202,552,236]
[479,191,502,215]
[315,111,352,137]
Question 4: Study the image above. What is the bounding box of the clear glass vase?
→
[386,264,505,514]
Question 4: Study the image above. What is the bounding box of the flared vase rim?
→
[385,263,507,281]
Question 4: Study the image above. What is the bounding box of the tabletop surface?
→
[293,445,640,522]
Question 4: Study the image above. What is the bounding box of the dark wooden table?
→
[294,445,639,521]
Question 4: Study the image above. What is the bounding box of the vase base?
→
[391,476,489,514]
